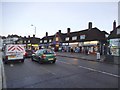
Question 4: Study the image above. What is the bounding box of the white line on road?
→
[58,61,120,78]
[39,66,56,75]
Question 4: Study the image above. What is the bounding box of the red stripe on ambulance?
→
[11,47,15,51]
[18,46,24,51]
[8,46,14,51]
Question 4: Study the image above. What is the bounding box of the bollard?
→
[97,52,100,60]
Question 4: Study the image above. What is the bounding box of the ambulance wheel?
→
[4,59,8,64]
[21,59,24,63]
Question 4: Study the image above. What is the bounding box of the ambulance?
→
[2,44,26,64]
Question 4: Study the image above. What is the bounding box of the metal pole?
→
[35,26,36,36]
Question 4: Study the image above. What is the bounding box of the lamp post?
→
[31,24,36,36]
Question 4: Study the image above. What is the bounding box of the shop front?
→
[79,41,100,54]
[109,38,120,56]
[27,44,39,51]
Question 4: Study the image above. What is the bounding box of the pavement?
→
[56,52,118,65]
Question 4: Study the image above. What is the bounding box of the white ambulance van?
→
[2,44,26,64]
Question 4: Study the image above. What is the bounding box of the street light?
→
[31,24,36,36]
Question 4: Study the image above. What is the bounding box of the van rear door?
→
[6,44,25,60]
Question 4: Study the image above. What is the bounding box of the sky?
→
[0,0,119,38]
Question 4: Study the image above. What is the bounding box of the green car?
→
[31,49,56,64]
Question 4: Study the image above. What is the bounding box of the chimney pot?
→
[113,20,116,30]
[28,35,30,38]
[88,22,92,30]
[59,30,61,33]
[67,28,70,33]
[46,32,48,37]
[33,34,35,37]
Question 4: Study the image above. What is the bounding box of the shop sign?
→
[110,39,120,47]
[83,41,98,45]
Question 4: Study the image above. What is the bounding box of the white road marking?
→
[10,64,14,67]
[58,61,120,78]
[40,66,56,75]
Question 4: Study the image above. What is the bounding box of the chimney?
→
[28,35,30,38]
[67,28,71,33]
[113,20,116,30]
[59,30,61,33]
[88,22,92,30]
[46,32,48,37]
[24,36,26,38]
[33,34,35,37]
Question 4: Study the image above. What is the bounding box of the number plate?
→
[48,58,53,60]
[9,55,16,58]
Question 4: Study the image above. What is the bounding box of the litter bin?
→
[96,52,100,60]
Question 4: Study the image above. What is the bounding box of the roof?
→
[108,25,120,39]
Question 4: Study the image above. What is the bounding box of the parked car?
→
[24,49,33,58]
[31,49,56,64]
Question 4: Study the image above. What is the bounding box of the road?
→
[3,56,119,88]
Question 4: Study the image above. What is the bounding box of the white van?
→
[2,44,26,64]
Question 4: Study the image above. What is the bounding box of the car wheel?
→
[38,60,43,64]
[38,58,43,64]
[52,60,56,64]
[31,57,34,61]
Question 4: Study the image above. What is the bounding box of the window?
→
[80,35,85,40]
[49,39,52,42]
[56,37,59,41]
[65,37,69,41]
[40,40,42,43]
[44,40,47,43]
[72,36,77,40]
[105,34,109,38]
[28,40,30,43]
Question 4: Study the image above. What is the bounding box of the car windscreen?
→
[43,49,54,54]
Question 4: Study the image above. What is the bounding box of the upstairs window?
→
[40,40,42,43]
[80,35,85,40]
[44,40,47,43]
[65,37,69,41]
[72,36,77,40]
[28,40,30,43]
[49,39,52,42]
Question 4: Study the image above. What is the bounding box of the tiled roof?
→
[108,25,120,39]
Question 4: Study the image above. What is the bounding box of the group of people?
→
[59,46,90,55]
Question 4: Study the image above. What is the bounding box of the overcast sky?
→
[0,0,119,38]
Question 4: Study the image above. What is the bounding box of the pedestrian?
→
[85,48,88,55]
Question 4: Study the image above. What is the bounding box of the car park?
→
[31,49,56,64]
